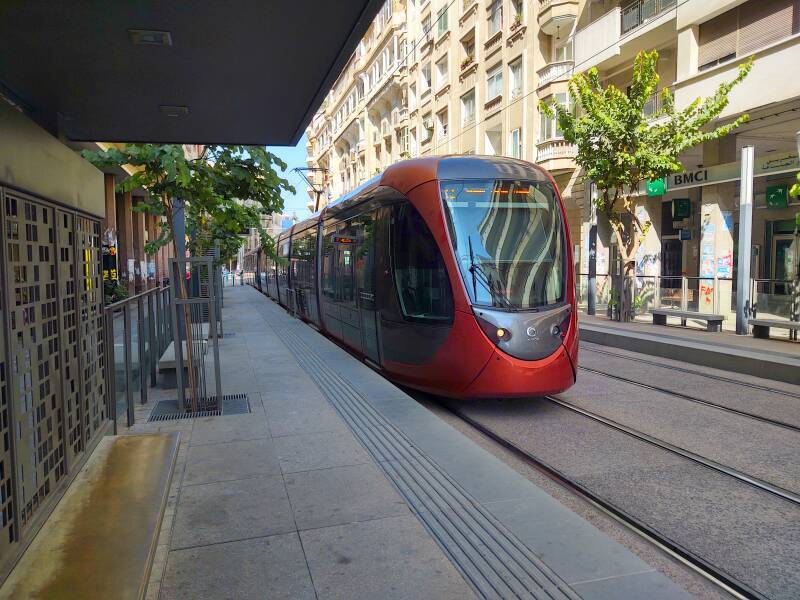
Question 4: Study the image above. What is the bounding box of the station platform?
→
[579,312,800,385]
[133,285,689,600]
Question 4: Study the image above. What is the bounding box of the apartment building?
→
[307,0,800,322]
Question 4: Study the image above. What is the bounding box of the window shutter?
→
[738,0,796,57]
[698,9,738,68]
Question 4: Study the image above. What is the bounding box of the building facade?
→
[306,0,800,325]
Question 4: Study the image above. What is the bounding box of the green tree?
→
[82,144,294,263]
[541,50,751,320]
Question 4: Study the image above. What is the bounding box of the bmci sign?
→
[671,169,709,186]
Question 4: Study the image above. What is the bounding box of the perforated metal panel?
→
[76,217,105,443]
[0,191,16,553]
[4,192,66,530]
[56,209,84,467]
[0,186,107,567]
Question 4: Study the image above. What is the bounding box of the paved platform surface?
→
[580,312,800,385]
[0,433,178,600]
[134,286,690,599]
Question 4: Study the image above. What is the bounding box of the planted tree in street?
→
[82,144,293,262]
[83,144,294,407]
[541,50,752,320]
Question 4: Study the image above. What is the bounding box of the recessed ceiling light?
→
[129,29,172,46]
[159,105,189,118]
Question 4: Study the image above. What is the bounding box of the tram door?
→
[335,221,362,352]
[355,211,380,364]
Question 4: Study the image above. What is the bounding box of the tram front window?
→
[441,179,566,310]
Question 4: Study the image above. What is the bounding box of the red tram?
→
[254,155,577,398]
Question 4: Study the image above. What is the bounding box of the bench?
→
[652,308,725,332]
[749,318,800,340]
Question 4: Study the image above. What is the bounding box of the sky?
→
[267,134,312,221]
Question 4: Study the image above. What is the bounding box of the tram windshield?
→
[441,179,565,310]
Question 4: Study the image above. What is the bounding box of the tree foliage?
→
[541,50,752,274]
[82,144,294,263]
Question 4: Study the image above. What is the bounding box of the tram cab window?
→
[390,203,453,322]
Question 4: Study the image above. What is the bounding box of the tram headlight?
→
[475,315,511,344]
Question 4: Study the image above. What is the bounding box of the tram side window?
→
[390,203,453,322]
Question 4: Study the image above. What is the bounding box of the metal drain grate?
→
[147,393,251,422]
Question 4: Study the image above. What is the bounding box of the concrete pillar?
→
[145,213,156,288]
[735,145,755,335]
[102,174,117,236]
[118,191,135,292]
[132,197,146,293]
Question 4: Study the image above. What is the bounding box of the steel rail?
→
[578,364,800,434]
[545,395,800,507]
[444,403,764,600]
[580,345,800,400]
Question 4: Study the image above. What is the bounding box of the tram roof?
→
[281,155,554,239]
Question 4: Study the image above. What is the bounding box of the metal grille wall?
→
[77,217,105,442]
[0,186,107,569]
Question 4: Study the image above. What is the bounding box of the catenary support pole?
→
[587,181,597,316]
[735,145,755,335]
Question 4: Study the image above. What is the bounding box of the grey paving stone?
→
[300,514,474,600]
[161,533,315,600]
[183,438,281,486]
[264,398,349,437]
[572,569,692,600]
[190,411,269,447]
[171,474,295,549]
[274,430,371,474]
[485,496,658,586]
[284,463,408,530]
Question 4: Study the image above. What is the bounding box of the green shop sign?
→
[646,178,666,196]
[672,198,691,219]
[766,184,788,209]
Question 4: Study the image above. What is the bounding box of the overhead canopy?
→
[0,1,382,145]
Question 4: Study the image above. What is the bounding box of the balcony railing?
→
[536,139,577,162]
[537,60,574,88]
[621,0,676,34]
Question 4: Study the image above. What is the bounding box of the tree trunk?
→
[621,260,636,322]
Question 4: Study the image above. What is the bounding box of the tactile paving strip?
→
[270,319,578,600]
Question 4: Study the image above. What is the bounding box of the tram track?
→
[442,390,800,600]
[576,364,800,434]
[444,401,763,600]
[580,345,800,400]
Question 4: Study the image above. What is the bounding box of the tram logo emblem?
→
[526,326,537,338]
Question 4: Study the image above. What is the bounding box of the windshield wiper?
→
[467,236,514,309]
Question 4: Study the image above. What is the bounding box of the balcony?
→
[537,0,579,37]
[622,0,676,35]
[537,60,574,91]
[535,139,577,172]
[575,1,676,72]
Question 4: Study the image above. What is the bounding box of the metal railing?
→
[578,273,735,320]
[621,0,676,34]
[170,257,223,412]
[105,285,173,432]
[751,278,800,322]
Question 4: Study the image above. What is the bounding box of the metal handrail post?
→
[681,276,688,311]
[106,310,118,435]
[654,275,661,309]
[138,295,148,406]
[123,304,134,427]
[208,286,223,404]
[169,262,186,408]
[713,275,720,315]
[147,291,157,386]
